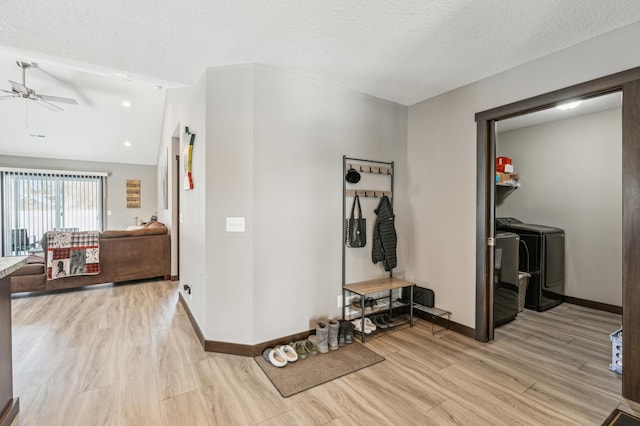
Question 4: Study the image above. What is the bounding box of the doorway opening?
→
[475,67,640,402]
[493,92,622,327]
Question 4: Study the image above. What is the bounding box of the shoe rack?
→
[341,156,414,342]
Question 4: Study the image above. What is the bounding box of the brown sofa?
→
[10,223,171,293]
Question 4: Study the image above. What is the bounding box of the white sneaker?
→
[267,347,288,367]
[352,319,375,334]
[277,344,298,363]
[364,317,377,332]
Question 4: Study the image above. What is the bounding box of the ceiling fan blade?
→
[33,98,64,112]
[1,88,16,94]
[38,94,78,105]
[0,95,17,100]
[8,80,28,94]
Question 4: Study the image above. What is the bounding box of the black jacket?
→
[372,196,397,271]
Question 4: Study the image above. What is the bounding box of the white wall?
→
[252,65,407,342]
[203,65,255,344]
[0,154,156,230]
[497,108,622,306]
[106,165,157,229]
[158,76,208,331]
[407,22,640,328]
[161,64,408,344]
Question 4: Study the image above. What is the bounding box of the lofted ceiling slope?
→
[1,1,640,165]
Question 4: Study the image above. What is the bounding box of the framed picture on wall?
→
[126,179,141,208]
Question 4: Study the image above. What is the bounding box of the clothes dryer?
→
[496,218,565,311]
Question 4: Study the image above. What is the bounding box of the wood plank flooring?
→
[10,280,640,425]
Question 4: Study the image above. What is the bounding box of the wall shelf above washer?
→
[496,181,520,188]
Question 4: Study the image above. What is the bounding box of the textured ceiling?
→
[1,1,640,165]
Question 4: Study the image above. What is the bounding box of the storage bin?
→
[496,156,512,166]
[517,272,530,312]
[609,327,622,374]
[497,172,511,182]
[496,163,514,173]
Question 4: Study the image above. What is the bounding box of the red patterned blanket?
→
[46,231,100,280]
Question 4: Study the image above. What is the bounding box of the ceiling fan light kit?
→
[0,61,79,111]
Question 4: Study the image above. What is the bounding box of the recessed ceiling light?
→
[124,141,132,147]
[122,100,132,108]
[556,100,582,111]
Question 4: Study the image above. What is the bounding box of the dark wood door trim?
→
[475,65,640,403]
[475,66,640,122]
[622,79,640,401]
[475,119,494,342]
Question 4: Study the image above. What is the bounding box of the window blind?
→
[1,169,107,256]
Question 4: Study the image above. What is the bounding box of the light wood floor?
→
[9,280,640,425]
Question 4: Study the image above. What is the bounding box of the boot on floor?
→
[315,321,329,353]
[328,319,339,350]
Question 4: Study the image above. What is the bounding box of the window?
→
[1,168,107,256]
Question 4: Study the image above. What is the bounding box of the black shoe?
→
[338,320,346,346]
[381,313,395,327]
[372,315,389,329]
[343,320,354,343]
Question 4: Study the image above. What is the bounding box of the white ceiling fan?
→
[0,61,78,111]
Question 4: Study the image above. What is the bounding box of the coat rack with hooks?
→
[345,189,393,198]
[341,155,414,343]
[342,156,394,286]
[345,162,393,175]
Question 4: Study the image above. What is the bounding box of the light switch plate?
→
[226,217,245,232]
